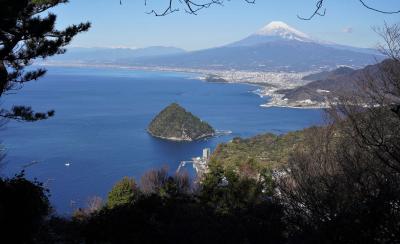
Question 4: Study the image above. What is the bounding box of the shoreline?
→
[147,130,215,142]
[260,104,328,109]
[39,62,327,109]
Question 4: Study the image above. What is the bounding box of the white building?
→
[202,148,211,160]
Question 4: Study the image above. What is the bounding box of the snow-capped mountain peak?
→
[255,21,311,42]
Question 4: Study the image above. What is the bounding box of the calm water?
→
[0,66,323,214]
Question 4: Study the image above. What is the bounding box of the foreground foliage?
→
[107,177,139,209]
[0,0,90,121]
[0,172,50,243]
[81,169,285,244]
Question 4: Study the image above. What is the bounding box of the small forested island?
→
[148,103,215,141]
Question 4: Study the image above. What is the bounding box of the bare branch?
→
[119,0,398,18]
[298,0,326,20]
[358,0,400,14]
[140,0,254,16]
[299,0,400,20]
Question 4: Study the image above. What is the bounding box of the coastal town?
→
[41,62,337,108]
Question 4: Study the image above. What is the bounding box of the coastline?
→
[39,62,327,109]
[260,104,328,109]
[147,129,215,142]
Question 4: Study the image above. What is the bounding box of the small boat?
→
[65,162,71,167]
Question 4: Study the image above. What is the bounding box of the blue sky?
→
[51,0,400,50]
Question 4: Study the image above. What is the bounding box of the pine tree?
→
[0,0,90,121]
[107,177,139,208]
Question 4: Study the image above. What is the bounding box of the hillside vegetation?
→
[148,103,215,141]
[211,129,307,170]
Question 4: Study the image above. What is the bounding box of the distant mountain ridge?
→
[302,66,355,81]
[129,40,380,72]
[48,21,383,72]
[279,59,399,103]
[49,46,186,63]
[229,21,378,55]
[127,21,382,72]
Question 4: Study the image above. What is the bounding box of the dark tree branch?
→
[299,0,400,20]
[358,0,400,14]
[298,0,326,20]
[135,0,255,16]
[0,106,55,122]
[0,0,90,122]
[121,0,399,18]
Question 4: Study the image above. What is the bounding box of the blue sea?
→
[0,66,323,214]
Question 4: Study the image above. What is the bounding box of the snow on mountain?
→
[129,21,381,72]
[48,20,381,72]
[228,21,315,47]
[227,21,377,56]
[255,21,312,42]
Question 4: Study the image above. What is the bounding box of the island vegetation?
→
[148,103,215,141]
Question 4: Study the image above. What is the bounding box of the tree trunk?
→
[0,61,8,96]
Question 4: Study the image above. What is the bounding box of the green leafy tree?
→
[200,164,273,213]
[0,0,90,121]
[107,177,139,208]
[83,167,286,244]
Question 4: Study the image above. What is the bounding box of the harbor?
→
[177,148,211,177]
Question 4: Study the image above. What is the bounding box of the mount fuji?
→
[229,21,314,46]
[53,21,382,72]
[123,21,382,72]
[228,21,378,55]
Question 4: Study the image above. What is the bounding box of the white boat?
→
[65,162,71,167]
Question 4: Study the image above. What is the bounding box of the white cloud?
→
[342,27,354,34]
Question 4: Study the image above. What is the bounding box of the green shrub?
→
[107,177,139,208]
